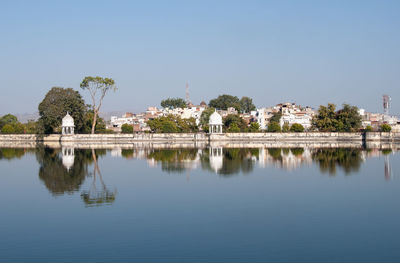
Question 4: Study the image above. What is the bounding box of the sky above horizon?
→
[1,0,399,116]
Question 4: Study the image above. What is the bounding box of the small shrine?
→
[62,112,75,135]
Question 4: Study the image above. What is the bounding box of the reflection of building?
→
[209,147,223,173]
[209,110,223,134]
[62,147,75,171]
[62,112,75,135]
[384,155,392,180]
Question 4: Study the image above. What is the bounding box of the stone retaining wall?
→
[0,132,399,144]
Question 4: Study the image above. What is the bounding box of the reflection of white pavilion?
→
[62,147,75,171]
[209,147,223,173]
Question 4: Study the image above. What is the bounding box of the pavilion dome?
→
[209,110,222,125]
[62,112,75,127]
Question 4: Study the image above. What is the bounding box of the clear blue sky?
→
[1,0,399,115]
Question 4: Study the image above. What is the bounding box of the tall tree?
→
[80,76,116,134]
[38,87,87,134]
[239,96,256,113]
[161,98,186,109]
[209,94,241,111]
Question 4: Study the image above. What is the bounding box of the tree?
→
[209,94,241,111]
[80,76,116,134]
[268,122,281,132]
[161,98,186,109]
[336,104,362,132]
[0,114,18,130]
[147,115,198,133]
[121,124,133,133]
[269,112,282,124]
[381,124,392,132]
[282,123,290,132]
[290,123,305,132]
[38,87,87,134]
[312,103,361,132]
[83,111,108,133]
[365,125,373,132]
[199,107,215,128]
[228,123,241,132]
[312,104,337,132]
[239,96,256,113]
[1,124,14,134]
[223,114,247,132]
[248,122,260,132]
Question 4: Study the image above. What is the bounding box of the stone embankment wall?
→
[0,132,399,144]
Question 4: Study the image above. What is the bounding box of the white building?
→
[209,110,223,134]
[62,112,75,135]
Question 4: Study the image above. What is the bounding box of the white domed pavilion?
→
[209,110,223,134]
[62,112,75,135]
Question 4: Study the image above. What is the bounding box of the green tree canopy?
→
[223,114,247,132]
[267,122,281,132]
[161,98,186,109]
[248,122,260,132]
[121,124,133,133]
[0,114,18,130]
[312,103,361,132]
[38,87,87,134]
[381,124,392,132]
[147,115,198,133]
[269,112,282,124]
[290,123,305,132]
[209,94,241,111]
[239,96,256,113]
[80,76,116,134]
[282,123,290,132]
[199,107,215,128]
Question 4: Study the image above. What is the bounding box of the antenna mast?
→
[383,95,391,115]
[185,81,191,105]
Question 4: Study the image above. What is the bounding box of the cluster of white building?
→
[108,101,400,133]
[109,101,318,132]
[252,103,315,130]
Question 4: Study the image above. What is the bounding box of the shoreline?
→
[0,132,399,149]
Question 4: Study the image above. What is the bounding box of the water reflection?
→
[0,146,398,203]
[34,147,116,206]
[80,149,116,207]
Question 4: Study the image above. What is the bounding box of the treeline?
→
[0,114,37,134]
[160,94,256,113]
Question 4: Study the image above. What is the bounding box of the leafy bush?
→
[290,123,305,132]
[267,122,281,132]
[282,123,290,132]
[365,125,373,132]
[227,123,240,132]
[380,124,392,132]
[1,124,15,134]
[248,122,260,132]
[121,124,133,134]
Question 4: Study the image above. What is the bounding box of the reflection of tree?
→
[311,148,363,175]
[36,147,90,195]
[0,148,29,160]
[201,148,258,176]
[147,149,198,173]
[290,148,304,156]
[80,148,116,206]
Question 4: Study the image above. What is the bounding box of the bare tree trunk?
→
[91,110,97,134]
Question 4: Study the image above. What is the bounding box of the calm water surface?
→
[0,146,399,263]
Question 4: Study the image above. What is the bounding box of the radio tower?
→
[383,95,391,115]
[185,81,191,105]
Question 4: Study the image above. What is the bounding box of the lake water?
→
[1,145,399,263]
